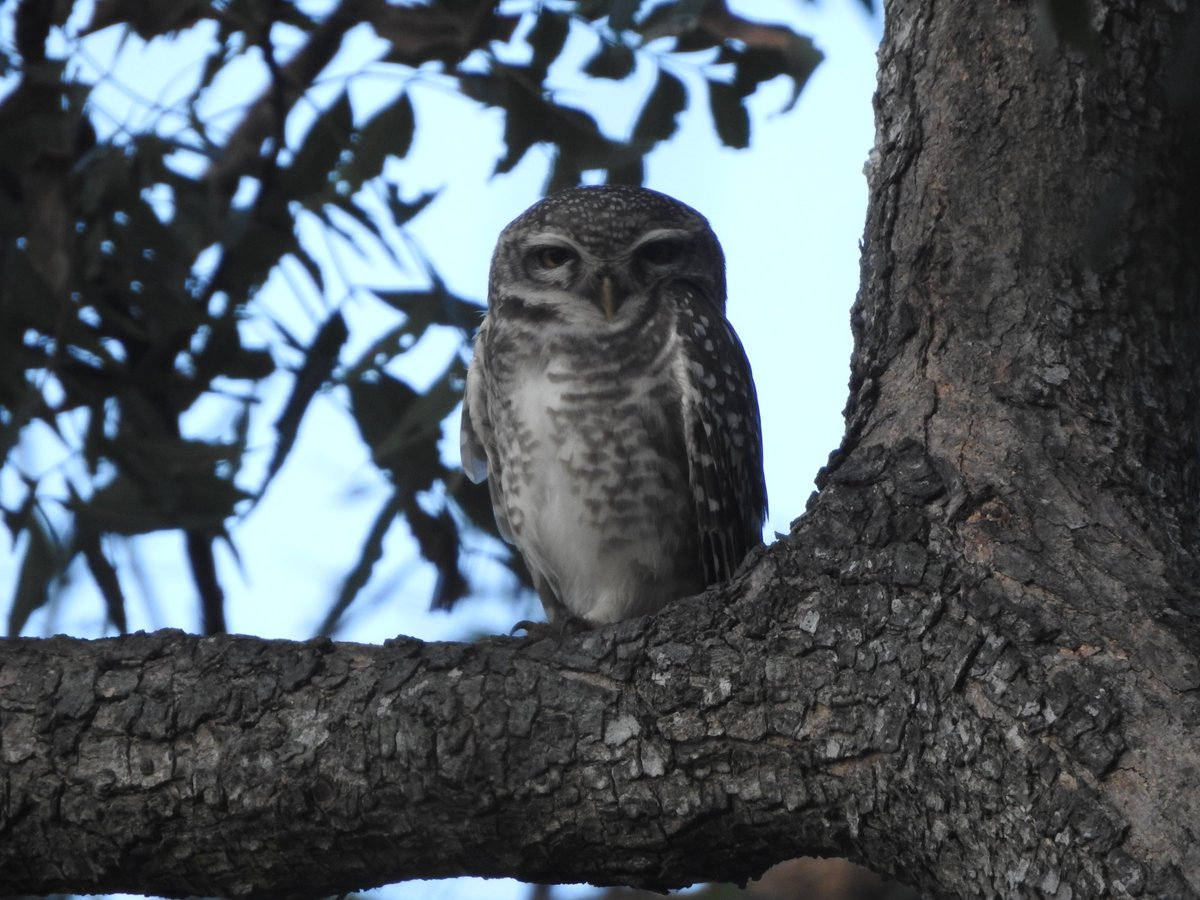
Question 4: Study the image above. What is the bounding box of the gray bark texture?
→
[4,0,1200,897]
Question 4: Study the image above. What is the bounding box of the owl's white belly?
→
[503,367,695,624]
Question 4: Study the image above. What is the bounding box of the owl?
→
[460,185,767,628]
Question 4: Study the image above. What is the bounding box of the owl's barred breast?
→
[487,295,702,623]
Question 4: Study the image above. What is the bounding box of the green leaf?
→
[708,79,750,149]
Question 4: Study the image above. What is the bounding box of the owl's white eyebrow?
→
[524,233,580,248]
[631,228,691,247]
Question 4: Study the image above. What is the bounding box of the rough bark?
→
[4,0,1200,897]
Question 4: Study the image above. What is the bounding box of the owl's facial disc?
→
[519,225,700,323]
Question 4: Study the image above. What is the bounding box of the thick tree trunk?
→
[3,0,1200,897]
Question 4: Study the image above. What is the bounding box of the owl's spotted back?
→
[461,186,766,627]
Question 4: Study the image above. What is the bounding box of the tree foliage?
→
[0,0,824,638]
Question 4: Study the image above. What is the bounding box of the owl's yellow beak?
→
[599,275,617,320]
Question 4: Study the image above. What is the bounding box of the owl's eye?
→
[533,246,575,269]
[636,239,683,266]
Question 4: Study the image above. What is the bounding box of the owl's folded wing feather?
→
[677,301,768,586]
[460,346,491,484]
[461,328,517,544]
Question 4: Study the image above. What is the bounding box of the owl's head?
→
[488,186,726,327]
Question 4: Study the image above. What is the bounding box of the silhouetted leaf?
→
[384,184,438,226]
[708,79,750,149]
[348,373,437,489]
[605,154,644,187]
[77,527,127,633]
[371,280,482,336]
[264,309,349,489]
[1,476,37,544]
[8,510,71,636]
[528,10,571,83]
[82,0,211,39]
[284,91,354,210]
[728,35,822,112]
[630,69,686,149]
[341,91,415,191]
[349,367,462,490]
[636,0,708,44]
[583,40,636,80]
[76,437,251,535]
[409,503,469,610]
[370,3,520,67]
[607,0,643,31]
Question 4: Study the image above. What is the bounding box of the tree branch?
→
[1,448,1192,898]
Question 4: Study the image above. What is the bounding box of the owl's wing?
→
[460,351,490,484]
[460,324,516,543]
[677,297,769,586]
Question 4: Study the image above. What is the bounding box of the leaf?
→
[341,91,415,191]
[283,91,354,209]
[1,476,38,544]
[630,69,687,149]
[528,10,572,84]
[7,509,70,637]
[607,0,643,32]
[490,71,545,175]
[371,280,482,335]
[636,0,708,43]
[77,528,128,633]
[729,35,823,112]
[408,502,469,611]
[347,367,459,493]
[370,3,520,67]
[384,184,438,226]
[263,309,349,489]
[77,472,250,535]
[708,79,750,149]
[605,154,644,187]
[83,0,212,40]
[583,40,636,80]
[77,432,251,537]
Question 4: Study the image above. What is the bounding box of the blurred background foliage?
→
[0,0,851,638]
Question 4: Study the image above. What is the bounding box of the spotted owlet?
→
[460,185,767,628]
